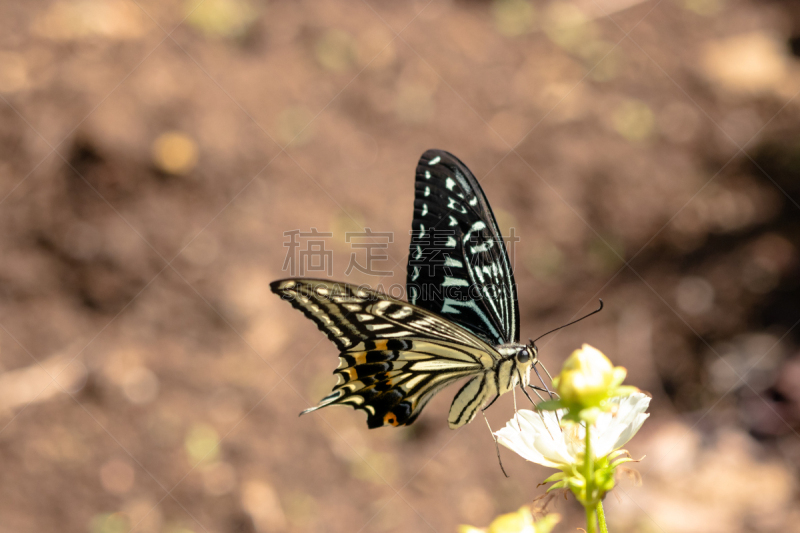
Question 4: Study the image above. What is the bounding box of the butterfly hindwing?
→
[406,149,519,346]
[323,339,491,428]
[271,279,500,428]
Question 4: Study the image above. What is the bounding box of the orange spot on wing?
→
[352,352,368,365]
[383,412,399,426]
[347,368,358,380]
[374,340,388,350]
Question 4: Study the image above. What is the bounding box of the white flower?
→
[495,392,650,469]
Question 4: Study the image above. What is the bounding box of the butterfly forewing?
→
[271,279,500,428]
[406,149,519,346]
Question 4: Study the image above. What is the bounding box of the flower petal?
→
[609,394,650,452]
[523,410,576,466]
[496,393,650,467]
[495,410,570,468]
[593,393,650,457]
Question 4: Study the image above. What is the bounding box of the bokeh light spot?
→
[543,2,594,52]
[683,0,725,16]
[492,0,536,37]
[315,29,357,72]
[186,0,258,39]
[33,0,145,41]
[611,99,655,141]
[152,131,199,175]
[90,513,129,533]
[184,423,220,465]
[702,32,788,94]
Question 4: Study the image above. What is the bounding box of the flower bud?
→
[554,344,627,412]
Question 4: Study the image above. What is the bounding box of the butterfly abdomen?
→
[448,372,498,428]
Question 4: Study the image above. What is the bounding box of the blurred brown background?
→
[2,0,800,532]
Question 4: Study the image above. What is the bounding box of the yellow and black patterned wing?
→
[270,279,500,428]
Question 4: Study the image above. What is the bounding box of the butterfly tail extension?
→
[299,390,343,417]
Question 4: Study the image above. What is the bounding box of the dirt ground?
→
[1,0,800,532]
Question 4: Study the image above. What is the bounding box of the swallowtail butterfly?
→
[271,149,540,429]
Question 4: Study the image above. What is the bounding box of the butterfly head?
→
[518,344,537,382]
[520,342,538,365]
[498,344,536,364]
[496,343,537,389]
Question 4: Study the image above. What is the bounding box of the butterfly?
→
[271,149,543,429]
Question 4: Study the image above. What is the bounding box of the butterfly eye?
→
[516,350,530,364]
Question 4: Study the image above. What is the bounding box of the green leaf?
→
[536,400,564,411]
[541,472,567,485]
[546,481,568,492]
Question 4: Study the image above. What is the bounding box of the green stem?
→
[584,424,597,533]
[597,502,608,533]
[586,503,598,533]
[585,423,593,486]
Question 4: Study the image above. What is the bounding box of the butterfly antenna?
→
[527,299,603,426]
[530,299,604,345]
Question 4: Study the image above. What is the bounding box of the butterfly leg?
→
[536,361,559,399]
[481,403,509,478]
[531,362,561,426]
[527,385,548,402]
[519,383,538,408]
[515,371,560,439]
[532,362,559,402]
[526,383,560,429]
[516,369,537,408]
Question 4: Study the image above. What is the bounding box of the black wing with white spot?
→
[406,149,519,345]
[270,279,499,428]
